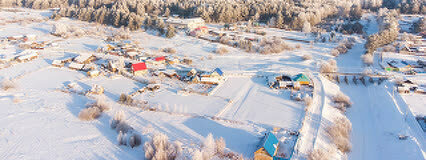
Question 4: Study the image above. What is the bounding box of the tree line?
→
[365,8,400,54]
[1,0,424,32]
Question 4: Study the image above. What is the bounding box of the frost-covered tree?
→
[302,21,311,33]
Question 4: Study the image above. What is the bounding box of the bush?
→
[307,149,329,160]
[115,121,133,133]
[163,47,176,54]
[111,110,126,129]
[215,137,226,155]
[332,92,352,107]
[88,97,111,112]
[215,47,229,55]
[295,44,301,49]
[78,107,101,121]
[382,45,395,52]
[129,132,142,148]
[302,54,312,61]
[361,54,373,66]
[117,131,127,146]
[320,60,337,73]
[330,49,340,56]
[144,133,182,160]
[327,117,352,153]
[304,96,313,107]
[202,133,216,159]
[1,79,16,91]
[119,93,134,105]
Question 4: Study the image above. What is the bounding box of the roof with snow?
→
[132,62,147,71]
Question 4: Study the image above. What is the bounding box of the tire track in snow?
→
[214,79,253,118]
[293,74,326,157]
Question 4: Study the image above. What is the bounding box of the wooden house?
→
[254,132,286,160]
[132,62,148,76]
[31,42,45,50]
[61,57,74,63]
[74,54,96,64]
[52,60,64,67]
[147,84,161,91]
[16,51,38,62]
[68,62,85,70]
[166,56,180,65]
[191,75,201,83]
[183,58,193,65]
[187,68,197,77]
[200,68,224,84]
[107,61,118,72]
[154,56,166,64]
[277,75,293,89]
[87,70,100,78]
[292,74,311,85]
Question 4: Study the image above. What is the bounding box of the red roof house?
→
[132,62,148,76]
[155,56,166,62]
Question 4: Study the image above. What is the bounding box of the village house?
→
[87,70,100,78]
[126,50,138,59]
[254,132,286,160]
[166,56,179,65]
[16,50,38,62]
[277,75,293,89]
[61,57,74,63]
[107,60,118,72]
[292,73,311,85]
[200,68,224,84]
[68,62,85,70]
[31,42,45,49]
[52,60,64,67]
[154,56,166,64]
[189,26,208,36]
[0,55,15,63]
[183,58,193,65]
[74,54,96,64]
[24,34,36,41]
[165,17,206,30]
[386,60,413,72]
[132,62,148,76]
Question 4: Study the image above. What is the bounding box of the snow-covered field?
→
[0,8,424,160]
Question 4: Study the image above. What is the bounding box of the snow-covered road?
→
[335,13,425,160]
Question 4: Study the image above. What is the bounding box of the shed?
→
[292,74,310,85]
